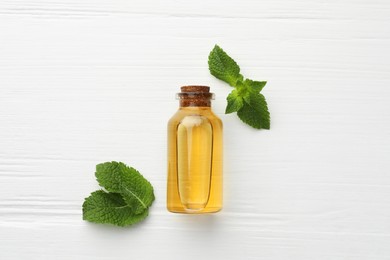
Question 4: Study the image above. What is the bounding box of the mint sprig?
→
[83,191,149,227]
[208,45,270,129]
[95,162,155,215]
[82,161,155,227]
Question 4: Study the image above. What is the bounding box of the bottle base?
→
[167,206,222,214]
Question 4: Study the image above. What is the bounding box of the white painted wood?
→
[1,0,390,259]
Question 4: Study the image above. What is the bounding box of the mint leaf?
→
[208,45,271,130]
[82,162,154,227]
[244,79,267,93]
[237,93,270,129]
[208,45,241,86]
[226,89,244,114]
[82,190,148,227]
[95,162,155,214]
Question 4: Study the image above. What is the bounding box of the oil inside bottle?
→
[177,115,213,211]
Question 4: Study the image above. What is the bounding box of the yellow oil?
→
[167,107,223,213]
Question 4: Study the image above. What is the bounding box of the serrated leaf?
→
[237,93,270,129]
[226,89,244,114]
[95,162,155,214]
[244,79,267,93]
[208,45,241,86]
[82,190,149,227]
[208,44,271,130]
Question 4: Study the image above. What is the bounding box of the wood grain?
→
[1,0,390,259]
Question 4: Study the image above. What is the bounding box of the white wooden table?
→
[1,0,390,259]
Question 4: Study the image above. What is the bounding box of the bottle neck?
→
[179,99,211,107]
[179,105,212,110]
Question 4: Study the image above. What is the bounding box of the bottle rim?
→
[176,92,215,100]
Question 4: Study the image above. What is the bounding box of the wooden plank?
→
[0,0,390,259]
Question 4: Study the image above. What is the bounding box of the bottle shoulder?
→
[168,108,222,129]
[169,108,220,120]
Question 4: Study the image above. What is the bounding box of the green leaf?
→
[208,45,241,86]
[95,162,155,214]
[237,93,270,129]
[226,89,244,114]
[208,44,271,130]
[82,190,149,227]
[244,79,267,93]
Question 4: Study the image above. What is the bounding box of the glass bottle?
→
[167,86,223,213]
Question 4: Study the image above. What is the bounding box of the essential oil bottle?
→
[167,86,223,213]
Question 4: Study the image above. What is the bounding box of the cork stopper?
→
[177,85,214,107]
[181,86,210,93]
